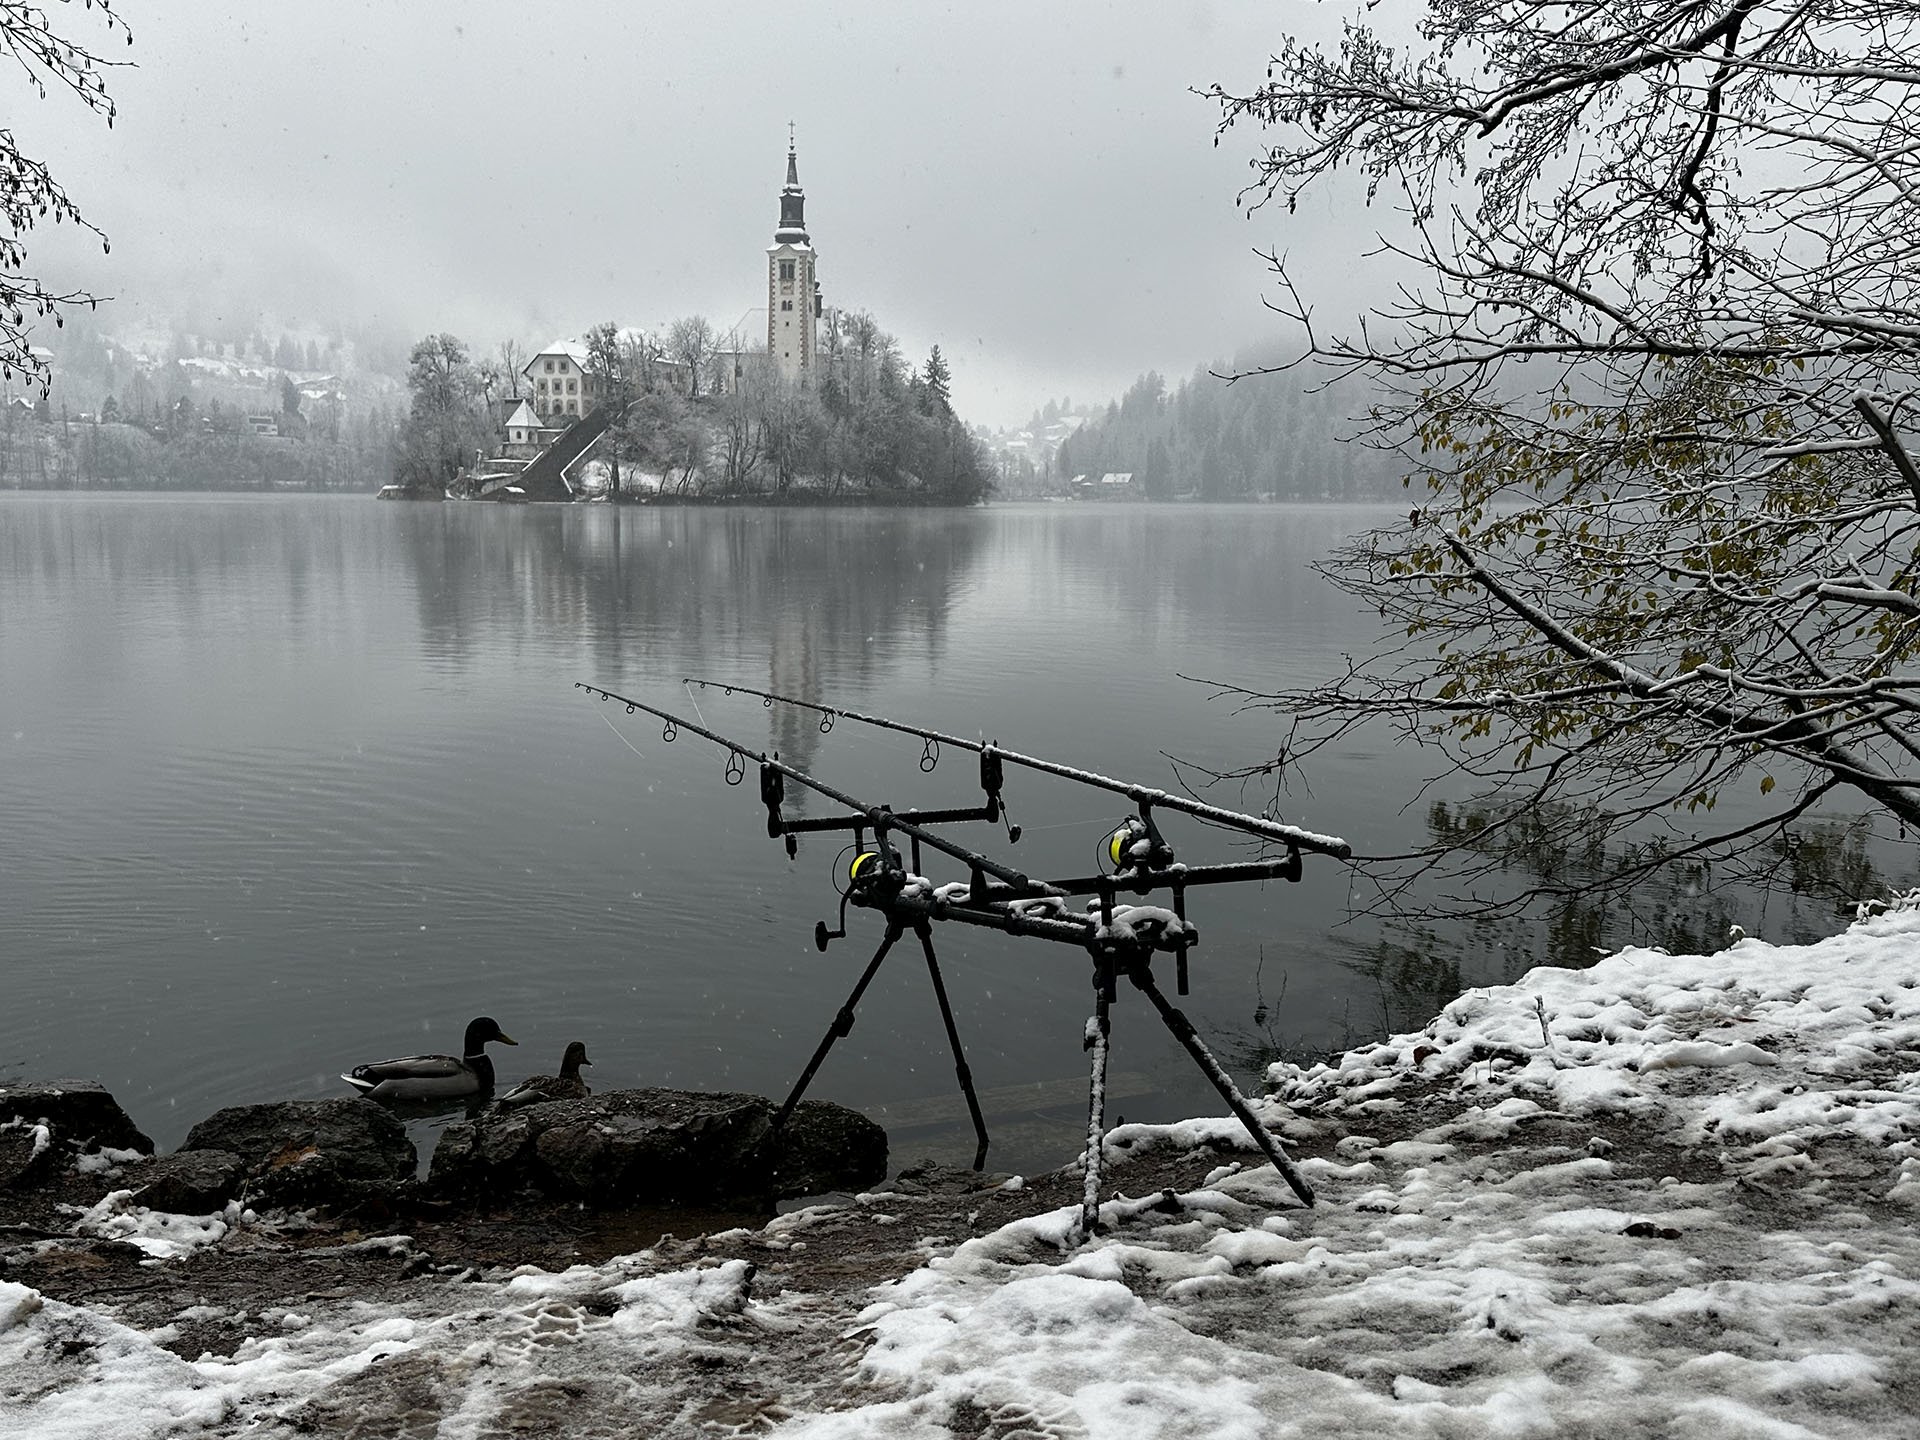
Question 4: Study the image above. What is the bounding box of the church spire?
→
[767,127,820,386]
[775,130,809,245]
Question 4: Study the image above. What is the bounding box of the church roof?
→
[775,140,810,244]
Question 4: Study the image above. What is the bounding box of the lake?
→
[0,494,1857,1175]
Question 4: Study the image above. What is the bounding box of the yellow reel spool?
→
[1105,818,1148,871]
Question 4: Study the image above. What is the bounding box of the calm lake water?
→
[0,493,1851,1174]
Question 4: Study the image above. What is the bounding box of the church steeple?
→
[767,129,821,386]
[775,138,809,245]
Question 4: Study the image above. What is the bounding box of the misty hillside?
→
[993,344,1408,500]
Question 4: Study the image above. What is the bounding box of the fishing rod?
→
[578,680,1335,1228]
[579,682,1057,897]
[682,676,1352,861]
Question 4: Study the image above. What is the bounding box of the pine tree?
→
[922,346,952,414]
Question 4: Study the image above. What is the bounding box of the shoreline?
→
[7,912,1920,1435]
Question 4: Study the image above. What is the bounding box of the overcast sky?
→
[21,1,1363,427]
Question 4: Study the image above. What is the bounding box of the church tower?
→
[767,137,820,386]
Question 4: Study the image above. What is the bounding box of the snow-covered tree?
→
[1206,0,1920,915]
[1,1,131,393]
[394,334,486,494]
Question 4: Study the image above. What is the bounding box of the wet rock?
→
[0,1081,154,1159]
[429,1088,886,1207]
[130,1149,249,1214]
[180,1099,416,1208]
[0,1127,55,1193]
[777,1099,894,1200]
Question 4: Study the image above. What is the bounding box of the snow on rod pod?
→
[682,675,1353,860]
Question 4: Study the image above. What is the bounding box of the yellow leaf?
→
[1760,775,1775,795]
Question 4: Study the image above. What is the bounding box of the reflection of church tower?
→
[768,138,820,386]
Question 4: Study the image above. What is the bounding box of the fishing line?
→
[598,707,648,762]
[682,680,710,731]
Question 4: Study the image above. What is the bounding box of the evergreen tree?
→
[922,346,952,414]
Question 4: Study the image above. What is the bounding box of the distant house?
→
[522,334,714,417]
[1067,471,1134,500]
[524,340,600,420]
[246,414,280,437]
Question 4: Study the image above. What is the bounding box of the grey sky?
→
[22,1,1358,427]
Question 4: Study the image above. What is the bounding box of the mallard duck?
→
[341,1017,517,1101]
[496,1041,592,1108]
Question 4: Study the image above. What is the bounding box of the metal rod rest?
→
[779,804,998,835]
[915,924,990,1171]
[580,681,1336,1235]
[772,924,901,1140]
[1078,964,1114,1242]
[1127,964,1316,1208]
[684,675,1352,858]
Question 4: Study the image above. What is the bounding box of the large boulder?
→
[428,1088,886,1207]
[0,1080,154,1157]
[179,1099,416,1208]
[129,1149,250,1214]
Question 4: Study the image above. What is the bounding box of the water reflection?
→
[397,505,987,781]
[1421,798,1890,967]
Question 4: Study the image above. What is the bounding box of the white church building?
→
[766,140,822,385]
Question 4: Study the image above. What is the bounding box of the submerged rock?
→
[428,1087,886,1207]
[179,1099,416,1208]
[0,1080,154,1161]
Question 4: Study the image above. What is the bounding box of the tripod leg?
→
[1075,962,1114,1243]
[773,923,901,1137]
[1127,964,1316,1208]
[914,924,990,1171]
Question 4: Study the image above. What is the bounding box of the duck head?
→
[462,1016,517,1057]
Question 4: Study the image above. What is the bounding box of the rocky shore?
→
[0,1074,1233,1435]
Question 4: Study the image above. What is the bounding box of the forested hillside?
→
[1055,346,1405,500]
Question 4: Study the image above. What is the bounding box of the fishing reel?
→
[1098,812,1174,877]
[815,838,904,950]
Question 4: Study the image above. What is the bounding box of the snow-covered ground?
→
[571,458,665,494]
[5,911,1919,1438]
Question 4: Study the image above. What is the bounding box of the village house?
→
[524,341,598,420]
